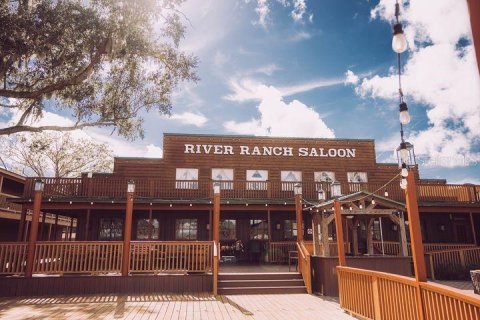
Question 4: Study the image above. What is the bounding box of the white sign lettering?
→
[183,144,356,158]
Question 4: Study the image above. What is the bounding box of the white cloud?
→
[224,76,344,102]
[291,0,307,22]
[288,31,312,42]
[344,70,359,85]
[145,144,163,158]
[223,84,335,138]
[168,112,208,127]
[254,0,270,28]
[252,64,280,76]
[350,0,480,168]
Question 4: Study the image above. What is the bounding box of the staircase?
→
[218,272,307,295]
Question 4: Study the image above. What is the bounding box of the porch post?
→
[469,212,477,245]
[85,209,91,241]
[212,182,220,295]
[17,206,27,242]
[294,184,303,242]
[334,200,346,266]
[352,218,359,256]
[405,173,427,282]
[321,214,330,256]
[398,212,408,257]
[312,211,321,256]
[122,180,135,276]
[366,219,374,255]
[25,179,44,277]
[53,214,59,241]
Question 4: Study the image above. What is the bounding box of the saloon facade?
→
[1,133,480,296]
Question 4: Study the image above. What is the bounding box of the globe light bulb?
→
[398,142,409,163]
[400,178,408,190]
[399,102,411,125]
[392,23,408,53]
[401,163,408,178]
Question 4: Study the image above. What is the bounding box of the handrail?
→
[337,266,480,320]
[372,240,477,256]
[297,241,312,294]
[427,247,480,280]
[21,177,480,203]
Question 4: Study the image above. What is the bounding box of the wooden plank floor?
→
[0,293,355,320]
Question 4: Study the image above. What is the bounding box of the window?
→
[284,220,298,239]
[99,218,123,240]
[246,170,268,190]
[220,219,236,240]
[175,168,198,189]
[314,171,335,183]
[175,219,198,240]
[212,168,234,190]
[281,171,302,191]
[136,219,159,240]
[250,219,269,240]
[347,172,368,183]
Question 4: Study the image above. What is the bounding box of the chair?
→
[288,250,298,271]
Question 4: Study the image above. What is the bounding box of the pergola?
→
[309,191,408,257]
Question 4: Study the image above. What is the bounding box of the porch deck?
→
[0,293,355,320]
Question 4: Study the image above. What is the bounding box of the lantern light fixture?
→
[213,182,221,195]
[34,179,45,192]
[127,180,135,193]
[293,183,302,195]
[331,181,342,198]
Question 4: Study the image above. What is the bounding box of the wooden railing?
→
[337,266,480,320]
[130,241,213,273]
[428,247,480,280]
[372,241,477,256]
[33,241,123,274]
[297,241,312,294]
[269,241,297,263]
[0,243,27,274]
[22,177,480,203]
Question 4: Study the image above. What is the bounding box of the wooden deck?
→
[0,293,355,320]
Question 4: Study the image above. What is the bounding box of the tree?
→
[0,0,198,139]
[1,132,113,177]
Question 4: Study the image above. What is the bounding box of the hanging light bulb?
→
[400,178,408,190]
[401,163,409,177]
[398,142,409,163]
[399,102,411,125]
[384,190,389,197]
[392,23,407,53]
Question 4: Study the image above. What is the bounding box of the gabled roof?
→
[314,191,405,211]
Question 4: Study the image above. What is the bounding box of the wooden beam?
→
[398,212,408,257]
[469,212,477,245]
[16,206,27,241]
[321,213,330,257]
[367,218,374,255]
[334,200,346,266]
[352,218,359,256]
[121,192,134,276]
[312,211,321,256]
[467,0,480,74]
[25,189,42,277]
[212,189,220,296]
[85,209,91,241]
[148,208,153,240]
[295,193,303,242]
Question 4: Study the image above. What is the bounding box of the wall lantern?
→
[213,182,221,195]
[294,183,302,195]
[127,180,135,193]
[317,188,326,201]
[331,181,342,198]
[34,179,45,192]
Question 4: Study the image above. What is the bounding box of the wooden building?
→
[1,133,479,297]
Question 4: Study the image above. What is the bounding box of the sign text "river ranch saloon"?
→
[184,144,356,158]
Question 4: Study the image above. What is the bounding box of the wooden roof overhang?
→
[309,191,406,217]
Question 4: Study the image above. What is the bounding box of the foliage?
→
[0,132,113,177]
[0,0,198,139]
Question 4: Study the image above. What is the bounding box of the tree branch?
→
[0,38,111,100]
[0,121,115,135]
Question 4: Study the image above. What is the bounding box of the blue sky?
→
[2,0,479,183]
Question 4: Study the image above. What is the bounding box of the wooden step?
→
[218,272,302,280]
[219,279,305,288]
[218,286,307,295]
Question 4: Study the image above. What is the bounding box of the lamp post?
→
[25,179,44,277]
[294,183,303,243]
[122,180,135,276]
[212,182,221,295]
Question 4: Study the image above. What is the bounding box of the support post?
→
[469,212,477,245]
[321,214,330,256]
[212,183,221,295]
[398,212,408,256]
[17,206,27,242]
[53,214,58,241]
[122,181,135,277]
[405,173,426,320]
[352,218,359,256]
[334,200,346,266]
[312,211,321,256]
[148,208,153,240]
[25,180,44,277]
[367,219,374,255]
[40,210,47,241]
[85,209,91,241]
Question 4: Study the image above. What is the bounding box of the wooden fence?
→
[23,177,480,203]
[269,241,297,263]
[427,247,480,280]
[337,266,480,320]
[0,243,27,274]
[372,241,477,256]
[130,241,213,273]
